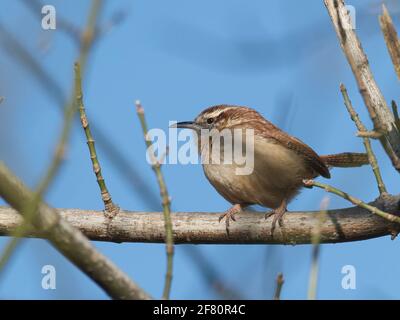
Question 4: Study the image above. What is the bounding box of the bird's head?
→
[173,105,259,132]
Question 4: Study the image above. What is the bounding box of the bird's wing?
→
[254,120,331,179]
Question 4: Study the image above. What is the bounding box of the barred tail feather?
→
[320,152,369,168]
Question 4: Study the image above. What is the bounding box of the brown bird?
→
[174,105,368,234]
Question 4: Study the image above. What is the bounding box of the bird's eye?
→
[206,118,214,124]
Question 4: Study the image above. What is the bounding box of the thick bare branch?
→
[0,194,399,244]
[0,163,151,300]
[324,0,400,171]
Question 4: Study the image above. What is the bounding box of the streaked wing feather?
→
[254,120,331,179]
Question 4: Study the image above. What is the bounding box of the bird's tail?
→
[320,152,369,168]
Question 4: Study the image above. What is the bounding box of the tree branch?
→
[0,163,151,300]
[379,4,400,81]
[340,83,387,194]
[135,101,174,299]
[324,0,400,171]
[303,180,400,228]
[0,194,399,244]
[76,62,119,218]
[307,198,329,300]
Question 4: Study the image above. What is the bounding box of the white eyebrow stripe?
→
[201,106,237,119]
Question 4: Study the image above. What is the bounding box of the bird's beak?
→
[170,121,202,131]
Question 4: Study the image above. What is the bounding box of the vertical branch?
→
[324,0,400,172]
[307,198,329,300]
[78,0,103,74]
[392,101,400,133]
[340,84,387,194]
[273,273,284,300]
[76,63,119,217]
[135,101,174,300]
[307,242,320,300]
[379,4,400,81]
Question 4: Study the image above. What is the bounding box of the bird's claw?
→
[219,204,241,235]
[265,207,286,236]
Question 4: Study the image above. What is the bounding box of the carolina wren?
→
[175,105,368,234]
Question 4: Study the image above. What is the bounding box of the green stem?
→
[76,63,118,217]
[135,101,174,300]
[340,84,387,194]
[304,179,400,224]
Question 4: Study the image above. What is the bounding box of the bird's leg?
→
[265,200,287,235]
[219,204,243,235]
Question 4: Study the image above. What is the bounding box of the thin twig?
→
[307,197,329,300]
[391,100,400,133]
[380,136,400,171]
[76,62,119,218]
[303,179,400,225]
[273,273,284,300]
[340,84,387,194]
[379,4,400,81]
[356,131,383,139]
[0,163,151,300]
[78,0,102,74]
[135,101,174,299]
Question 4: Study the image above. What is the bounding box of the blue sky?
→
[0,0,399,299]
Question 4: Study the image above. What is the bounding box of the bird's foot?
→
[265,202,287,236]
[219,204,242,235]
